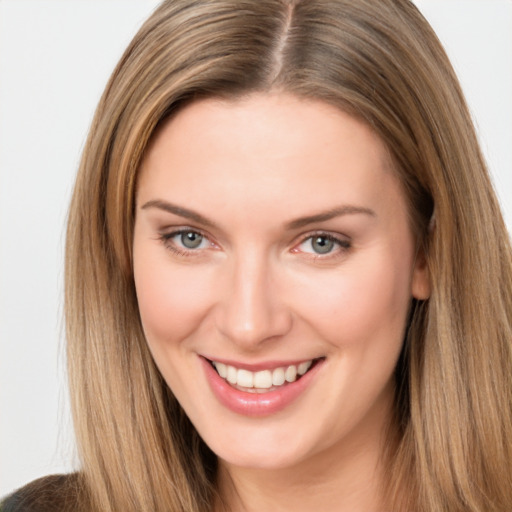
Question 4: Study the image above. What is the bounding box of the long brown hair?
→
[65,1,512,510]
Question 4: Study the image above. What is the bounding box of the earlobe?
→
[411,249,431,300]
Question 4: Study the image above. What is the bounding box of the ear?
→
[411,248,431,300]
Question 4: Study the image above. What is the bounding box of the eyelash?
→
[158,228,213,257]
[292,232,352,260]
[158,229,352,259]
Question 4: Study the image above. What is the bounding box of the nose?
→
[215,250,293,350]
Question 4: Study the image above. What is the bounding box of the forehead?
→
[137,93,404,225]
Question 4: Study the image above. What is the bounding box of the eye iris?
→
[181,231,203,249]
[312,236,334,254]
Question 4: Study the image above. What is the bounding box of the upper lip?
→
[201,355,324,372]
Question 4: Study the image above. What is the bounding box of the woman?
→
[3,0,512,511]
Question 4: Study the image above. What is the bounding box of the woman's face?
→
[133,93,429,470]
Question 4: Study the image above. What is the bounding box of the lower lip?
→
[201,357,324,417]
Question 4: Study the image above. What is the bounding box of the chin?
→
[198,420,320,471]
[217,446,309,471]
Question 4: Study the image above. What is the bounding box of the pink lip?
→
[201,356,324,417]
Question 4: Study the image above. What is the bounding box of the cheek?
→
[133,247,216,345]
[291,251,413,348]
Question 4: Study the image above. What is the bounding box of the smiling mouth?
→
[208,358,323,394]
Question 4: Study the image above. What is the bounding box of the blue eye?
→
[298,234,350,255]
[179,231,204,249]
[310,235,335,254]
[160,229,212,253]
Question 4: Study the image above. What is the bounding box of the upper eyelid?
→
[295,230,351,245]
[160,226,210,239]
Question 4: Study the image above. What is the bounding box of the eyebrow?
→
[141,199,218,229]
[141,199,376,230]
[285,205,376,229]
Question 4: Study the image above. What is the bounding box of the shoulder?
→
[1,474,81,512]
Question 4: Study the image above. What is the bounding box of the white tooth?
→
[214,362,227,378]
[237,369,254,388]
[253,370,272,388]
[272,367,285,386]
[298,361,312,376]
[285,365,297,383]
[227,365,238,384]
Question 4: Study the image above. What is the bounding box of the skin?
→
[133,93,430,512]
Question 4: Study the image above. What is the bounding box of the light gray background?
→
[1,0,511,497]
